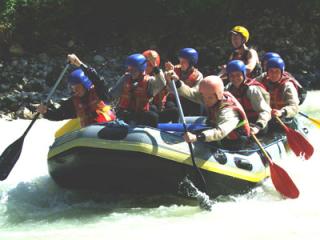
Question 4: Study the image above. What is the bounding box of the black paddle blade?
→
[0,136,25,180]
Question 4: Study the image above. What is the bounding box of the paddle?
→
[251,133,299,199]
[0,64,70,180]
[275,116,314,160]
[170,80,208,194]
[299,112,320,129]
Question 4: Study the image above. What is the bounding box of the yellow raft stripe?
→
[48,138,268,183]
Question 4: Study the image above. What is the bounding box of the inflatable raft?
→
[47,117,298,198]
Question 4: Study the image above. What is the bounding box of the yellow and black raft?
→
[48,117,293,198]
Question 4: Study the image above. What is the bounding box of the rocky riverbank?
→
[1,43,319,120]
[0,48,125,120]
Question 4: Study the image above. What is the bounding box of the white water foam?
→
[0,91,319,240]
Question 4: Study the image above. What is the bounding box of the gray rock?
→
[20,59,28,67]
[0,84,10,91]
[16,107,34,119]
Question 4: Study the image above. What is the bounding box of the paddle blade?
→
[286,128,314,160]
[0,136,25,180]
[269,162,300,199]
[309,117,320,129]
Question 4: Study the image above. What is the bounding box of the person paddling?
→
[107,53,166,127]
[165,48,204,116]
[260,57,303,129]
[37,54,115,127]
[225,60,271,135]
[170,75,250,146]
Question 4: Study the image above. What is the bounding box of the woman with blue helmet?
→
[106,53,166,127]
[37,54,115,127]
[164,48,204,116]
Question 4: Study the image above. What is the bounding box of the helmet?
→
[199,75,224,100]
[68,68,93,90]
[226,60,246,78]
[266,57,285,72]
[178,48,198,66]
[262,52,281,63]
[142,50,160,66]
[230,26,250,43]
[125,53,147,72]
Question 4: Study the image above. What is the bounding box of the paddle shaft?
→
[22,64,70,137]
[44,64,70,104]
[0,63,70,181]
[251,134,273,165]
[298,112,309,119]
[299,112,320,127]
[251,133,299,198]
[170,80,208,193]
[275,116,288,130]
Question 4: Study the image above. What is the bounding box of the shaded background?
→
[0,0,319,117]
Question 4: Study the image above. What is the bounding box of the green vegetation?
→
[0,0,320,87]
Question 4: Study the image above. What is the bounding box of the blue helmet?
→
[68,68,93,90]
[125,53,147,72]
[267,57,285,72]
[178,48,198,66]
[262,52,281,63]
[226,60,246,77]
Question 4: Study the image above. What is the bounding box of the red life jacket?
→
[228,78,267,122]
[208,91,250,140]
[174,65,200,87]
[119,73,150,112]
[152,88,168,111]
[73,88,116,127]
[261,71,299,110]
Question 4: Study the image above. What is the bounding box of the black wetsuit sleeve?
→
[80,64,109,101]
[43,98,77,121]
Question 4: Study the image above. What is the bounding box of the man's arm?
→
[147,68,166,97]
[201,107,240,142]
[282,82,299,118]
[80,64,109,101]
[247,86,271,129]
[246,49,259,74]
[176,80,203,104]
[43,98,77,121]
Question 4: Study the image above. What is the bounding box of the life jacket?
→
[152,88,168,111]
[73,88,116,127]
[261,71,301,110]
[119,73,150,112]
[230,48,262,78]
[208,91,250,140]
[174,65,200,87]
[228,78,268,122]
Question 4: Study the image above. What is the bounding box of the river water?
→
[0,91,319,240]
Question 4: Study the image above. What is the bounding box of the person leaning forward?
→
[169,75,250,145]
[165,48,204,116]
[37,54,115,127]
